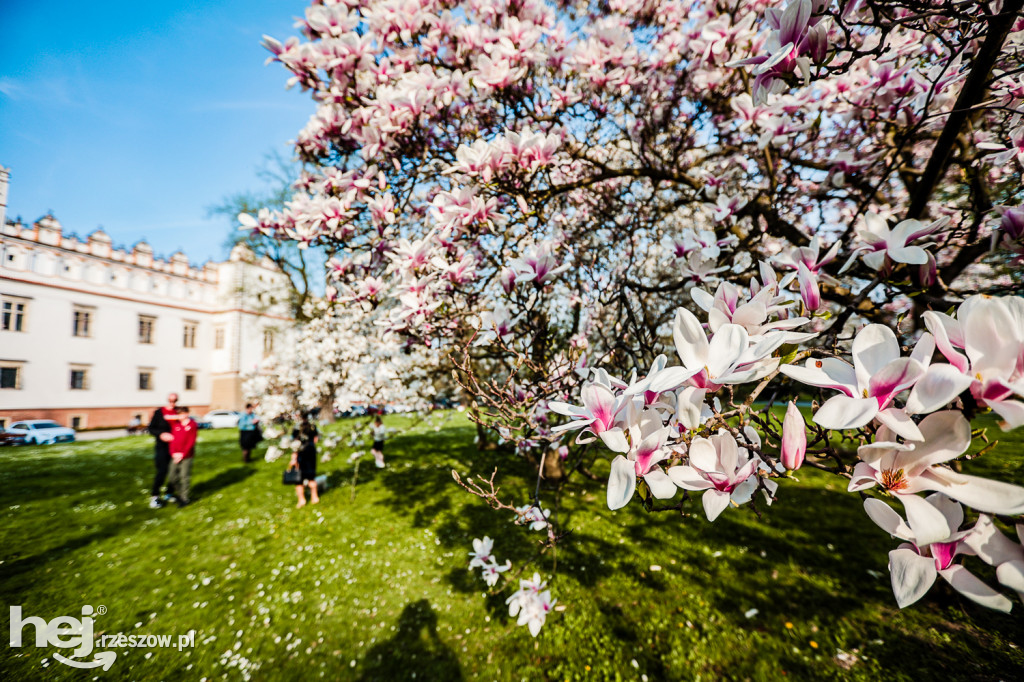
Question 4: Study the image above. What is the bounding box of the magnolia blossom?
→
[480,559,512,587]
[690,280,811,341]
[515,504,552,531]
[864,494,1012,612]
[668,430,766,522]
[781,324,927,440]
[549,374,629,452]
[607,411,677,510]
[649,308,788,394]
[907,295,1024,428]
[468,536,496,570]
[508,242,570,285]
[845,213,948,272]
[849,411,1024,516]
[506,573,556,637]
[731,0,830,103]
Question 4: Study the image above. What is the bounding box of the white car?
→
[203,410,241,429]
[7,420,76,445]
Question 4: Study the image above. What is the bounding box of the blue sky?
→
[0,0,314,265]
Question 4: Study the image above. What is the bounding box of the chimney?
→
[0,166,10,228]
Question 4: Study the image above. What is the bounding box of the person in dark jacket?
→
[289,413,320,508]
[148,393,179,508]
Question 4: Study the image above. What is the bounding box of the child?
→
[290,413,320,508]
[166,406,197,507]
[371,416,386,469]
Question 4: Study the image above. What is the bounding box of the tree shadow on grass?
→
[356,599,463,682]
[190,466,256,501]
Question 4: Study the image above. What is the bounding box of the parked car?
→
[6,420,76,445]
[202,410,241,429]
[0,427,27,446]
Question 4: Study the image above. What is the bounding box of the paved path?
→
[76,429,133,441]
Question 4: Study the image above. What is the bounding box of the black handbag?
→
[282,466,303,485]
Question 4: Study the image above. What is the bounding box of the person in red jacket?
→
[148,393,179,508]
[166,406,198,507]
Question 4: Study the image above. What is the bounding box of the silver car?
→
[202,410,242,429]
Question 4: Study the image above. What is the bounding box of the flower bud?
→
[781,401,807,470]
[1000,206,1024,241]
[499,267,517,294]
[797,262,821,312]
[918,251,937,287]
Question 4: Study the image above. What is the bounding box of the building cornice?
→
[0,232,216,283]
[0,274,216,314]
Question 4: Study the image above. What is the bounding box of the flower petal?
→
[780,357,857,396]
[905,364,975,415]
[939,565,1013,612]
[996,560,1024,594]
[888,547,938,608]
[644,468,678,500]
[814,395,878,430]
[598,428,630,453]
[607,455,636,510]
[667,464,712,490]
[874,408,924,442]
[673,308,709,370]
[965,515,1024,566]
[707,324,748,379]
[922,311,968,372]
[863,497,914,541]
[853,325,901,390]
[702,489,731,522]
[899,493,953,546]
[963,297,1018,377]
[899,411,971,477]
[868,358,925,404]
[687,437,718,473]
[918,468,1024,515]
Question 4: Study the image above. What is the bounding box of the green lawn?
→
[1,412,1022,681]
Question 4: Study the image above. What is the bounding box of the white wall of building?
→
[0,212,293,428]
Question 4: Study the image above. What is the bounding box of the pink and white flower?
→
[667,430,763,522]
[606,412,678,510]
[849,411,1024,516]
[780,324,927,440]
[864,494,1012,611]
[907,295,1024,428]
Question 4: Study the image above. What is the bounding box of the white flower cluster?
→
[505,573,556,638]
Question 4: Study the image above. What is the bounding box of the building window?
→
[138,315,155,344]
[214,326,225,350]
[0,364,22,389]
[183,321,197,348]
[138,371,154,391]
[263,330,275,355]
[73,307,93,337]
[70,367,89,390]
[2,297,28,332]
[70,415,86,430]
[184,372,197,391]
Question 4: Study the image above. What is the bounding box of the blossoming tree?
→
[248,0,1024,628]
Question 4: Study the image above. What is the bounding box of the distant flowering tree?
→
[251,0,1024,626]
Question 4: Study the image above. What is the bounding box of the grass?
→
[1,411,1022,681]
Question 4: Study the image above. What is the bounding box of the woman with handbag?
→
[288,413,320,508]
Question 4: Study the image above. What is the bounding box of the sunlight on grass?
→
[1,413,1021,680]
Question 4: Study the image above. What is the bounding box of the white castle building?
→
[0,166,293,429]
